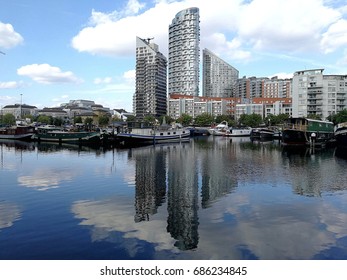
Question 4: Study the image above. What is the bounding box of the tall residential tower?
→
[133,37,167,119]
[202,48,239,98]
[168,7,200,96]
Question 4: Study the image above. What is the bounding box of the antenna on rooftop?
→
[145,37,154,44]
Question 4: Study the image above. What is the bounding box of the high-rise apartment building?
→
[202,48,239,98]
[263,77,292,99]
[133,37,167,119]
[168,7,200,96]
[292,69,347,120]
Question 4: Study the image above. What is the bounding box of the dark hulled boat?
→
[282,118,334,146]
[0,125,35,141]
[334,122,347,148]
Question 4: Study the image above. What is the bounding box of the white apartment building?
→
[168,7,200,96]
[292,69,347,120]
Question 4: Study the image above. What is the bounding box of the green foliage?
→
[74,116,82,124]
[52,118,63,126]
[84,117,93,125]
[267,113,290,125]
[143,115,156,126]
[126,115,136,122]
[194,113,214,127]
[177,113,193,126]
[98,115,110,126]
[158,115,174,125]
[2,113,16,125]
[328,109,347,124]
[37,115,52,125]
[307,114,322,120]
[238,113,262,127]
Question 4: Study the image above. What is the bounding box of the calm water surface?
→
[1,137,347,260]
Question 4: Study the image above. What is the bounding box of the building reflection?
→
[166,144,199,250]
[198,138,238,208]
[129,146,167,223]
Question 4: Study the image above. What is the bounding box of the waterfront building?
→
[2,104,38,119]
[61,99,96,108]
[133,37,167,119]
[292,69,347,120]
[168,7,200,96]
[235,76,269,99]
[168,94,242,119]
[235,98,292,120]
[263,77,292,98]
[38,107,69,119]
[202,48,239,98]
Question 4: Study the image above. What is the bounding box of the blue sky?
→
[1,0,347,112]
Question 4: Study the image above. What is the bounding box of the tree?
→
[194,113,214,127]
[307,114,322,120]
[158,115,174,125]
[328,109,347,124]
[177,113,193,126]
[238,113,262,127]
[98,115,110,127]
[2,113,15,125]
[84,117,93,130]
[143,115,156,126]
[37,115,51,125]
[74,116,82,124]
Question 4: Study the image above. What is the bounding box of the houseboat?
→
[116,126,191,146]
[0,125,35,141]
[282,118,334,146]
[32,126,101,144]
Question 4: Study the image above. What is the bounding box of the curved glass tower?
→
[168,7,200,96]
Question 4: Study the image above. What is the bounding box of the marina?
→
[1,136,347,260]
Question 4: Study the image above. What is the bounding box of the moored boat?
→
[0,125,35,141]
[116,127,191,146]
[225,127,252,137]
[32,126,101,144]
[334,122,347,148]
[208,121,229,136]
[250,127,275,141]
[282,118,334,146]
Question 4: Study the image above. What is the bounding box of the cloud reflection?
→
[18,168,77,191]
[0,202,21,230]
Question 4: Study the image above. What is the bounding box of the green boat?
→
[282,118,334,146]
[32,126,101,144]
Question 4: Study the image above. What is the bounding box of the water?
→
[1,137,347,260]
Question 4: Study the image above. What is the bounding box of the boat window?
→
[168,132,170,135]
[160,133,163,136]
[173,132,176,134]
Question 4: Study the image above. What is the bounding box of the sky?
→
[0,0,347,112]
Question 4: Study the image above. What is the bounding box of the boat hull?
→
[0,126,35,141]
[32,131,101,144]
[335,128,347,147]
[116,129,191,145]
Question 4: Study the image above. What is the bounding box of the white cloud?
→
[71,0,345,63]
[94,77,113,84]
[17,63,82,84]
[321,19,347,53]
[0,81,24,89]
[0,21,23,49]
